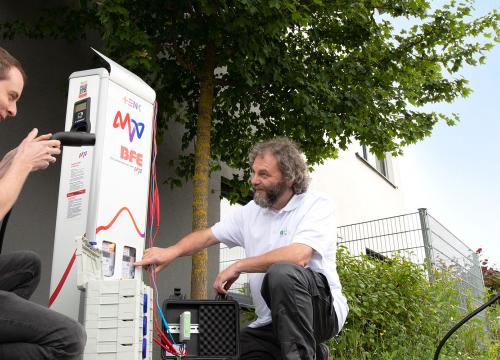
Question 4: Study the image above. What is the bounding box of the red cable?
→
[146,101,185,357]
[153,338,169,352]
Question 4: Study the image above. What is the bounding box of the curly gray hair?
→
[249,137,310,194]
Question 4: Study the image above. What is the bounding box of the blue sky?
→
[399,2,500,267]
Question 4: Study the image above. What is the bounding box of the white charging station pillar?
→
[49,50,156,321]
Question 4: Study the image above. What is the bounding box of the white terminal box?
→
[83,279,153,360]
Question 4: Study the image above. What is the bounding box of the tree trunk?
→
[190,42,216,300]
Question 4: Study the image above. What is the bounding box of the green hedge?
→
[332,247,499,359]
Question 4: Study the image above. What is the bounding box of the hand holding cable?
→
[14,128,61,171]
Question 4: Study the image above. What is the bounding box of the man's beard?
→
[253,181,287,208]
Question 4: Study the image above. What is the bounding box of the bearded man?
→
[136,137,348,360]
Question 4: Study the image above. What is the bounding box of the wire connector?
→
[76,235,102,290]
[179,311,191,342]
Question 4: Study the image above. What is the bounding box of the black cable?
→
[434,291,500,360]
[0,209,12,254]
[51,132,95,146]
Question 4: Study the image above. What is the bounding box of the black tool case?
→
[161,297,240,359]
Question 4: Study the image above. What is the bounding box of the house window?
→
[375,156,387,178]
[357,145,396,188]
[360,145,388,178]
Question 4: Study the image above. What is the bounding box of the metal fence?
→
[337,208,485,311]
[336,211,426,264]
[219,208,485,310]
[219,245,249,294]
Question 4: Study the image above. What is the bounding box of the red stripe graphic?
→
[96,207,145,237]
[48,250,77,308]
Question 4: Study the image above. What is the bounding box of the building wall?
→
[309,142,406,226]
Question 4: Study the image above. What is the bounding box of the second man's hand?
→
[133,229,221,275]
[213,262,241,295]
[134,246,178,273]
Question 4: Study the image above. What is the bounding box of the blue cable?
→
[151,267,176,344]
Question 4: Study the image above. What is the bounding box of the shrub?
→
[331,247,495,359]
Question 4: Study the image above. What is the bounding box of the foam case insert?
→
[161,298,240,359]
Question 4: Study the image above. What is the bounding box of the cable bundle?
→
[146,101,187,358]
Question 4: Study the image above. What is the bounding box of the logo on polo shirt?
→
[279,229,288,237]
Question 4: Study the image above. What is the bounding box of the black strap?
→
[215,293,234,301]
[0,208,12,254]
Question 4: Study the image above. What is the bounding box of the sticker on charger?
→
[163,344,186,357]
[102,241,116,277]
[122,246,136,279]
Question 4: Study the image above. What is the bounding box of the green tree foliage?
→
[2,0,498,187]
[2,0,498,297]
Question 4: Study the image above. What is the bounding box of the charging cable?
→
[434,291,500,359]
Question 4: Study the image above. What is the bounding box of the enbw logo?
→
[122,96,142,112]
[78,150,88,159]
[113,111,145,142]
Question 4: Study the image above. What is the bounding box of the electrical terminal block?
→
[77,235,103,290]
[83,279,153,360]
[179,311,191,342]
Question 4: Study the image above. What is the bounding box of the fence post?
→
[472,251,485,289]
[418,208,434,282]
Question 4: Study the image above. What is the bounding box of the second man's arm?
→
[213,243,314,294]
[134,228,220,273]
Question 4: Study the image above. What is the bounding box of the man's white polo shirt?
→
[211,191,348,330]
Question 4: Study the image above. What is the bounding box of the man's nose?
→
[251,174,259,186]
[7,103,17,117]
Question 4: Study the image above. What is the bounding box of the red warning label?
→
[67,189,86,198]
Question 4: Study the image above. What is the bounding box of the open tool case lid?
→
[160,297,240,360]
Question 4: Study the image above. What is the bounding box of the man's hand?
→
[213,263,241,295]
[14,128,61,171]
[134,247,177,273]
[0,129,62,219]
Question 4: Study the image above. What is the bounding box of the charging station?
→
[48,49,155,360]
